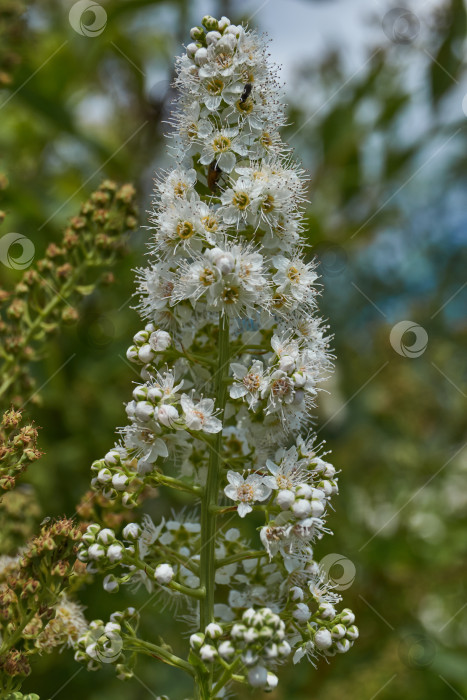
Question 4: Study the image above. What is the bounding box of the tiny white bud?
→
[134,401,155,422]
[318,603,336,619]
[341,608,355,625]
[126,345,139,362]
[346,624,359,640]
[336,638,351,653]
[296,483,313,499]
[292,499,312,519]
[314,628,333,649]
[310,499,325,517]
[157,404,179,428]
[122,523,141,540]
[205,622,223,639]
[200,644,217,662]
[225,527,240,541]
[194,47,208,66]
[190,632,204,649]
[104,450,121,466]
[218,640,235,659]
[331,624,347,639]
[206,30,221,45]
[278,640,291,656]
[149,330,171,352]
[147,386,163,402]
[290,586,304,601]
[133,330,149,345]
[112,473,129,491]
[88,543,105,559]
[107,544,124,563]
[186,42,198,58]
[97,468,112,484]
[97,528,115,544]
[138,344,155,364]
[154,563,174,584]
[266,671,279,689]
[293,603,311,622]
[276,489,295,510]
[218,16,231,31]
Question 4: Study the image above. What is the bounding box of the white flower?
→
[154,563,174,584]
[229,360,265,408]
[224,471,271,517]
[199,127,249,173]
[180,394,222,433]
[273,255,317,304]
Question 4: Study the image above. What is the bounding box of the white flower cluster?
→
[79,13,356,695]
[75,608,137,680]
[190,608,290,691]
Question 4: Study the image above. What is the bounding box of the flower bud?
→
[279,355,295,373]
[331,624,346,639]
[186,42,198,58]
[190,632,205,649]
[126,345,139,362]
[97,528,115,544]
[154,563,174,584]
[314,628,332,649]
[202,15,218,31]
[107,544,124,562]
[157,404,179,427]
[346,624,359,640]
[336,638,351,653]
[88,543,105,559]
[97,468,112,484]
[205,622,222,639]
[291,499,311,519]
[138,344,155,364]
[276,489,295,510]
[149,329,171,352]
[340,608,355,625]
[293,603,311,622]
[104,450,121,466]
[194,48,208,66]
[218,16,231,31]
[134,401,155,421]
[200,644,217,662]
[133,330,149,345]
[190,26,204,41]
[112,473,129,491]
[206,30,221,45]
[267,671,279,689]
[218,640,235,659]
[122,523,141,540]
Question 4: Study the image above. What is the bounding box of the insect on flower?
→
[207,159,224,192]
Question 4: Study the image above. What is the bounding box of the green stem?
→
[125,637,195,677]
[198,313,230,695]
[216,550,267,568]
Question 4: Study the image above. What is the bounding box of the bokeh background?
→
[1,0,466,698]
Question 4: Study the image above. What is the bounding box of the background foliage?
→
[0,0,466,698]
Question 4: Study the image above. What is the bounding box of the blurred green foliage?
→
[0,0,466,699]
